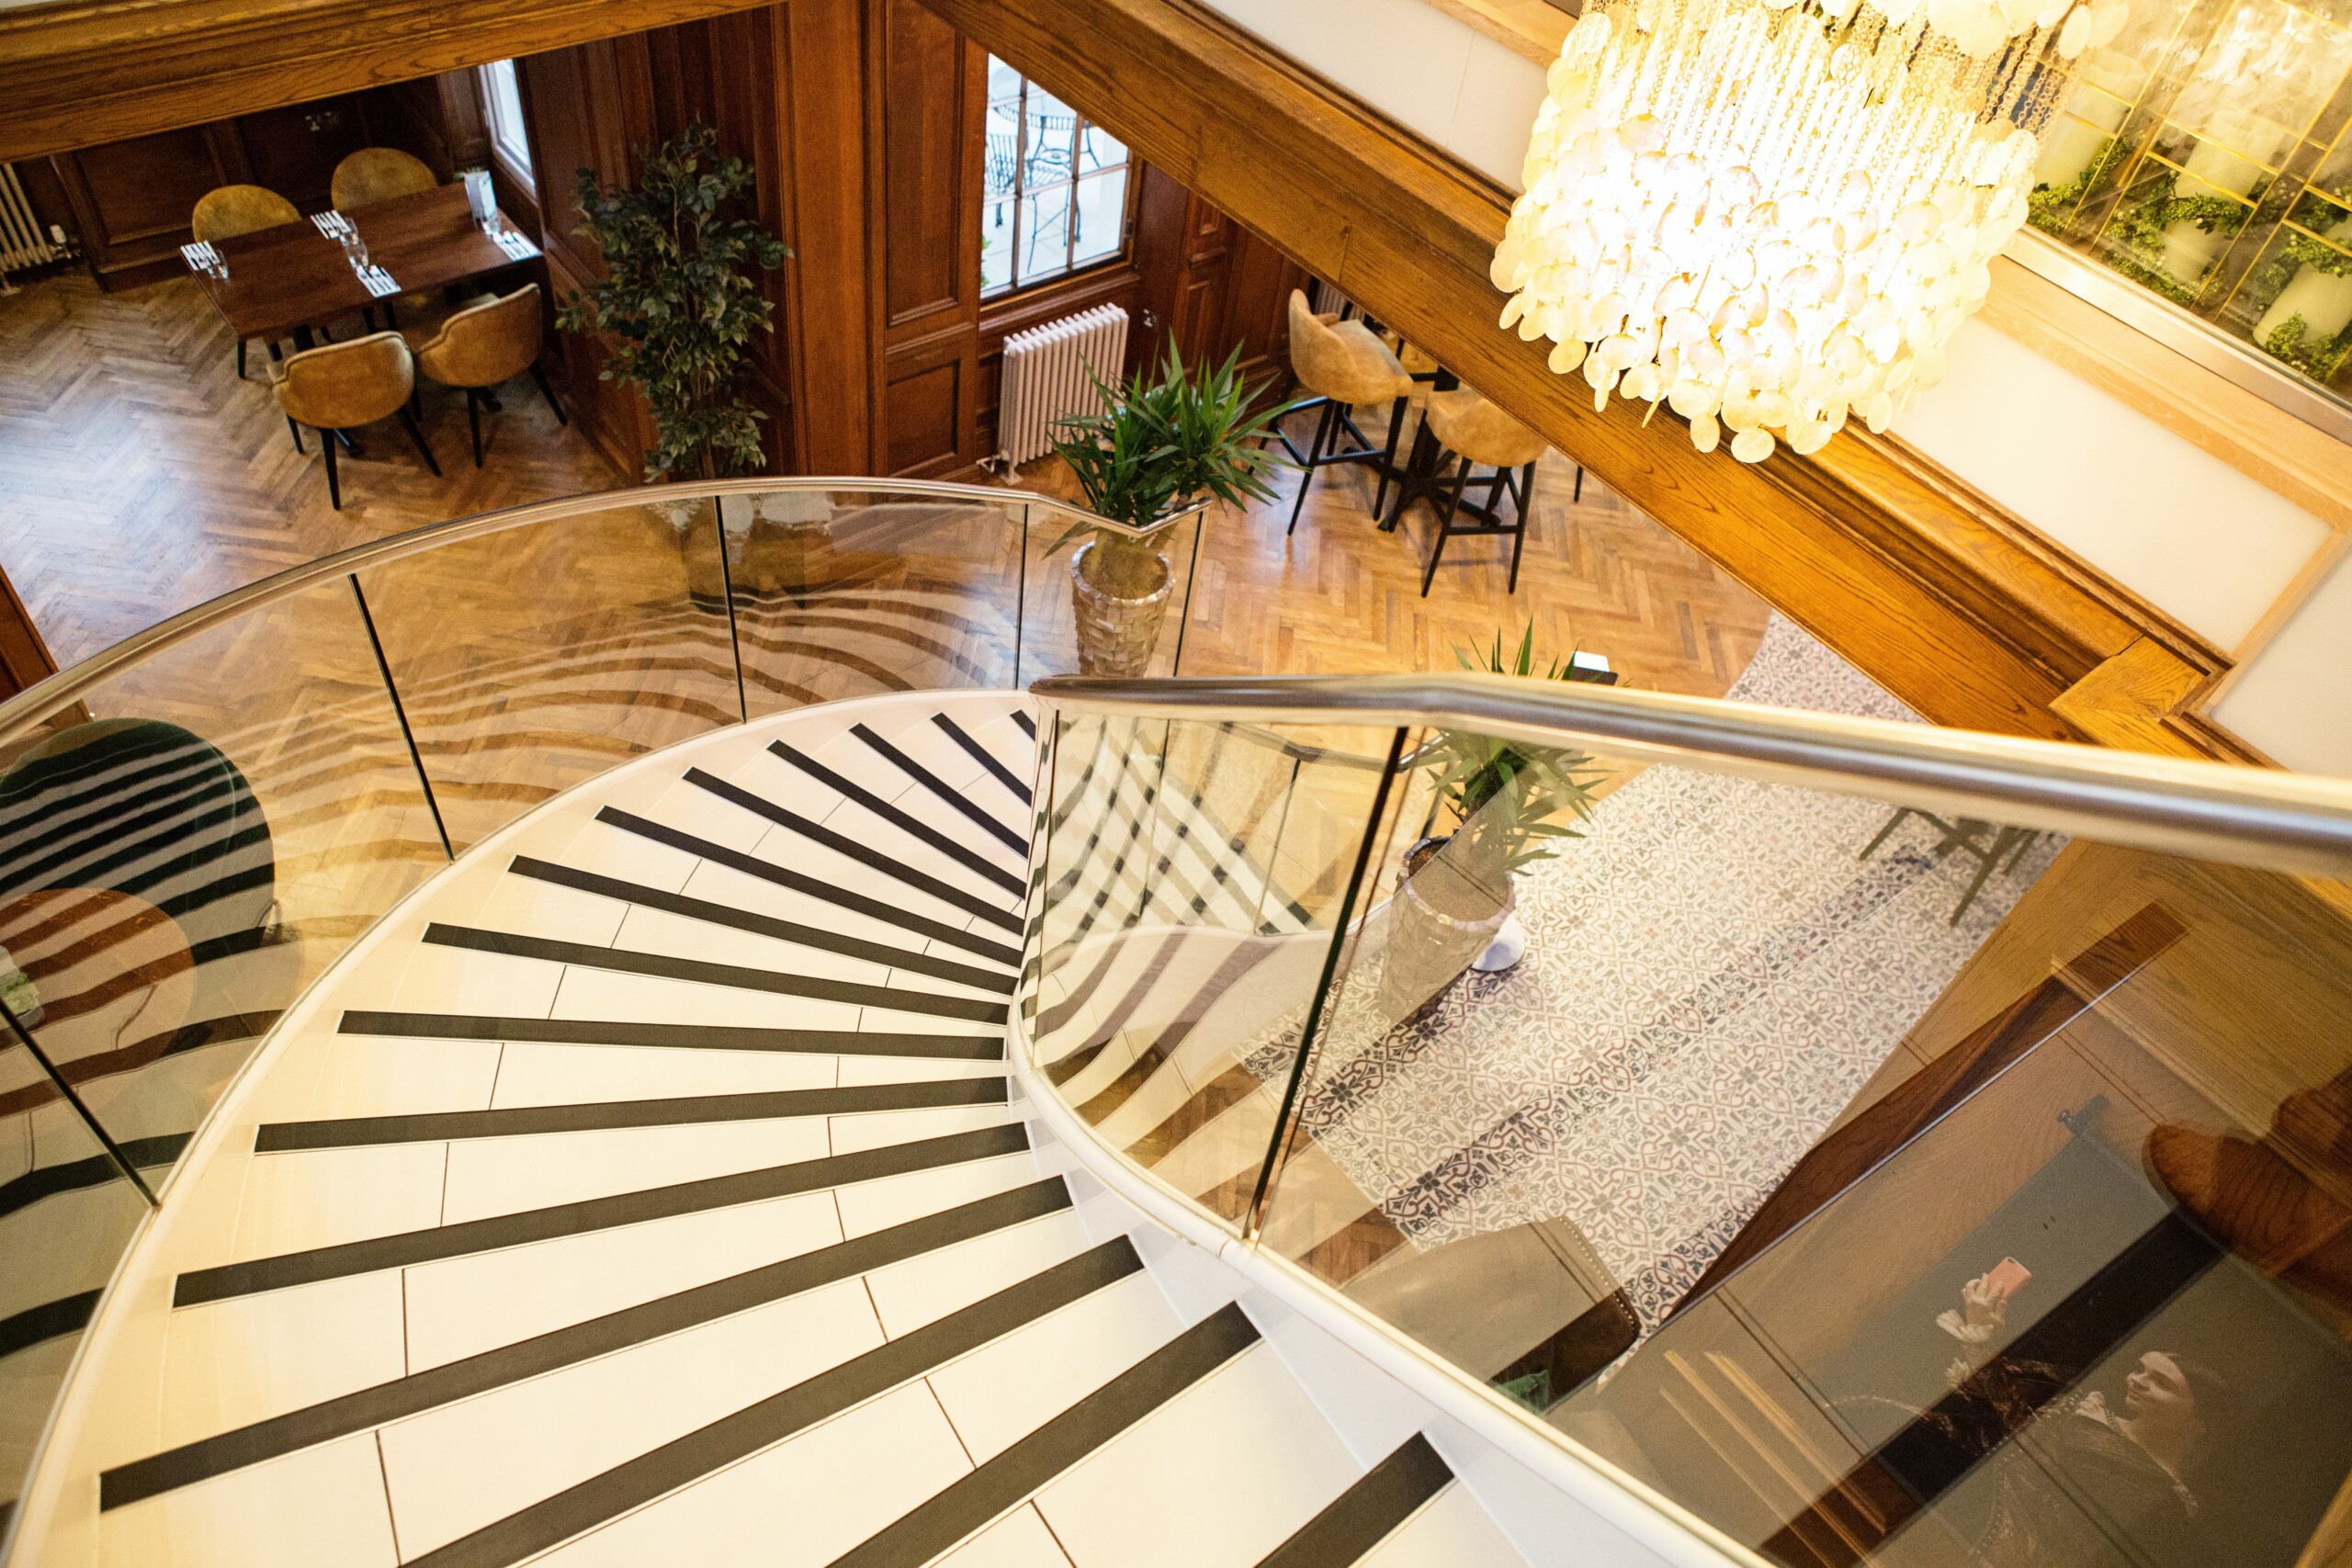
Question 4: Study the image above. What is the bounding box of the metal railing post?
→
[348,575,454,862]
[0,996,157,1206]
[713,495,750,726]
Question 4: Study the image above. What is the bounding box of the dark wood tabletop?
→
[192,183,543,344]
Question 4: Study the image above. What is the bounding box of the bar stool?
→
[1278,289,1416,536]
[1412,388,1549,597]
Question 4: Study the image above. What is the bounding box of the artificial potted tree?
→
[1377,626,1609,1020]
[1048,345,1295,675]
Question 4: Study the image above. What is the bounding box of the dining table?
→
[187,181,545,353]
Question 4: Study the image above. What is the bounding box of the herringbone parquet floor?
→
[4,272,1766,701]
[1011,407,1770,699]
[0,273,623,666]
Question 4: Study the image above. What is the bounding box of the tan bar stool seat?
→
[401,284,567,465]
[1278,288,1419,536]
[269,332,440,509]
[192,185,302,380]
[1415,388,1549,597]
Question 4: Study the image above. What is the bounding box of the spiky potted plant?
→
[1378,626,1610,1020]
[1048,345,1295,675]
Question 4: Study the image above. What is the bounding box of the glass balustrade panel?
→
[1024,709,1401,1232]
[354,497,740,851]
[1250,716,2352,1568]
[0,579,445,1196]
[1017,508,1207,681]
[718,489,1030,714]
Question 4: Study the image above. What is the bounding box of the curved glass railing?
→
[0,478,1209,1538]
[1017,672,2352,1568]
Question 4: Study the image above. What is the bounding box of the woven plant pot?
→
[1376,836,1515,1021]
[1070,539,1173,677]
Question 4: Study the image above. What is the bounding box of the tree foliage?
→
[555,125,788,479]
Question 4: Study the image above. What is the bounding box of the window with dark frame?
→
[478,60,535,191]
[981,55,1134,299]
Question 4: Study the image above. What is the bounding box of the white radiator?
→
[0,165,61,273]
[997,302,1129,468]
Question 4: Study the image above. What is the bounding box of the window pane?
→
[983,100,1021,200]
[982,183,1016,296]
[482,60,533,184]
[1017,183,1073,288]
[1070,169,1127,270]
[1079,123,1126,175]
[1023,91,1079,188]
[987,53,1022,106]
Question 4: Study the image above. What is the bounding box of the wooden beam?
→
[0,0,775,164]
[920,0,2233,743]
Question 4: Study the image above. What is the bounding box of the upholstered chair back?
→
[272,332,415,431]
[191,185,300,242]
[330,148,437,211]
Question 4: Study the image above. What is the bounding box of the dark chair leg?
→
[1508,461,1534,593]
[1422,455,1470,597]
[1573,465,1585,504]
[529,363,568,426]
[362,307,378,333]
[1859,806,1915,861]
[397,407,441,477]
[466,388,484,468]
[1373,394,1407,521]
[1286,401,1337,536]
[285,416,305,455]
[236,339,247,379]
[322,430,343,510]
[267,341,284,365]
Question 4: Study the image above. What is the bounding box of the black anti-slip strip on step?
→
[683,772,1024,934]
[173,1122,1030,1306]
[932,713,1032,807]
[1256,1435,1453,1568]
[0,1290,101,1361]
[0,1132,190,1221]
[829,1300,1261,1568]
[419,925,1009,1027]
[594,807,1021,963]
[337,1010,1003,1061]
[505,857,1014,996]
[1011,709,1036,739]
[767,739,1027,899]
[851,724,1029,856]
[255,1077,1006,1152]
[406,1237,1145,1568]
[102,1179,1075,1511]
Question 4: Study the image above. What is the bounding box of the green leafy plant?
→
[1047,344,1299,592]
[1417,625,1611,878]
[555,125,789,480]
[2099,170,2246,307]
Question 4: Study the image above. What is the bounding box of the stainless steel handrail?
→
[1030,671,2352,877]
[0,476,1114,749]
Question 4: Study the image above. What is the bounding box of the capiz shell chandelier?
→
[1492,0,2123,462]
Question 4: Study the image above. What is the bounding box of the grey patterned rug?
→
[1277,615,2060,1331]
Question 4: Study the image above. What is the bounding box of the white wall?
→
[2213,547,2352,775]
[1894,321,2333,653]
[1198,0,1546,190]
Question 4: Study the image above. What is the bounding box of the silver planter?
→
[1377,836,1516,1021]
[1069,540,1174,677]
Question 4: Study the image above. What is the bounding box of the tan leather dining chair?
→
[330,148,437,212]
[401,284,568,465]
[1415,387,1550,597]
[1280,288,1416,536]
[191,185,301,379]
[269,332,440,509]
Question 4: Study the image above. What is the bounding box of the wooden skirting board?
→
[918,0,2245,757]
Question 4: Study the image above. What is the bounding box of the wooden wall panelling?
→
[360,72,490,183]
[702,6,797,473]
[873,0,984,476]
[785,0,881,473]
[913,0,2215,745]
[0,567,61,701]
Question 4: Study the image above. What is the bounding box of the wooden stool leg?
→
[1423,455,1470,597]
[397,407,441,477]
[1508,461,1534,593]
[466,388,484,468]
[1373,394,1407,521]
[322,430,343,511]
[1287,400,1337,536]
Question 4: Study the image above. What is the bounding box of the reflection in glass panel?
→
[1016,507,1204,681]
[719,489,1027,713]
[356,500,740,851]
[1017,181,1073,288]
[0,581,443,1185]
[1070,171,1128,271]
[2027,0,2352,400]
